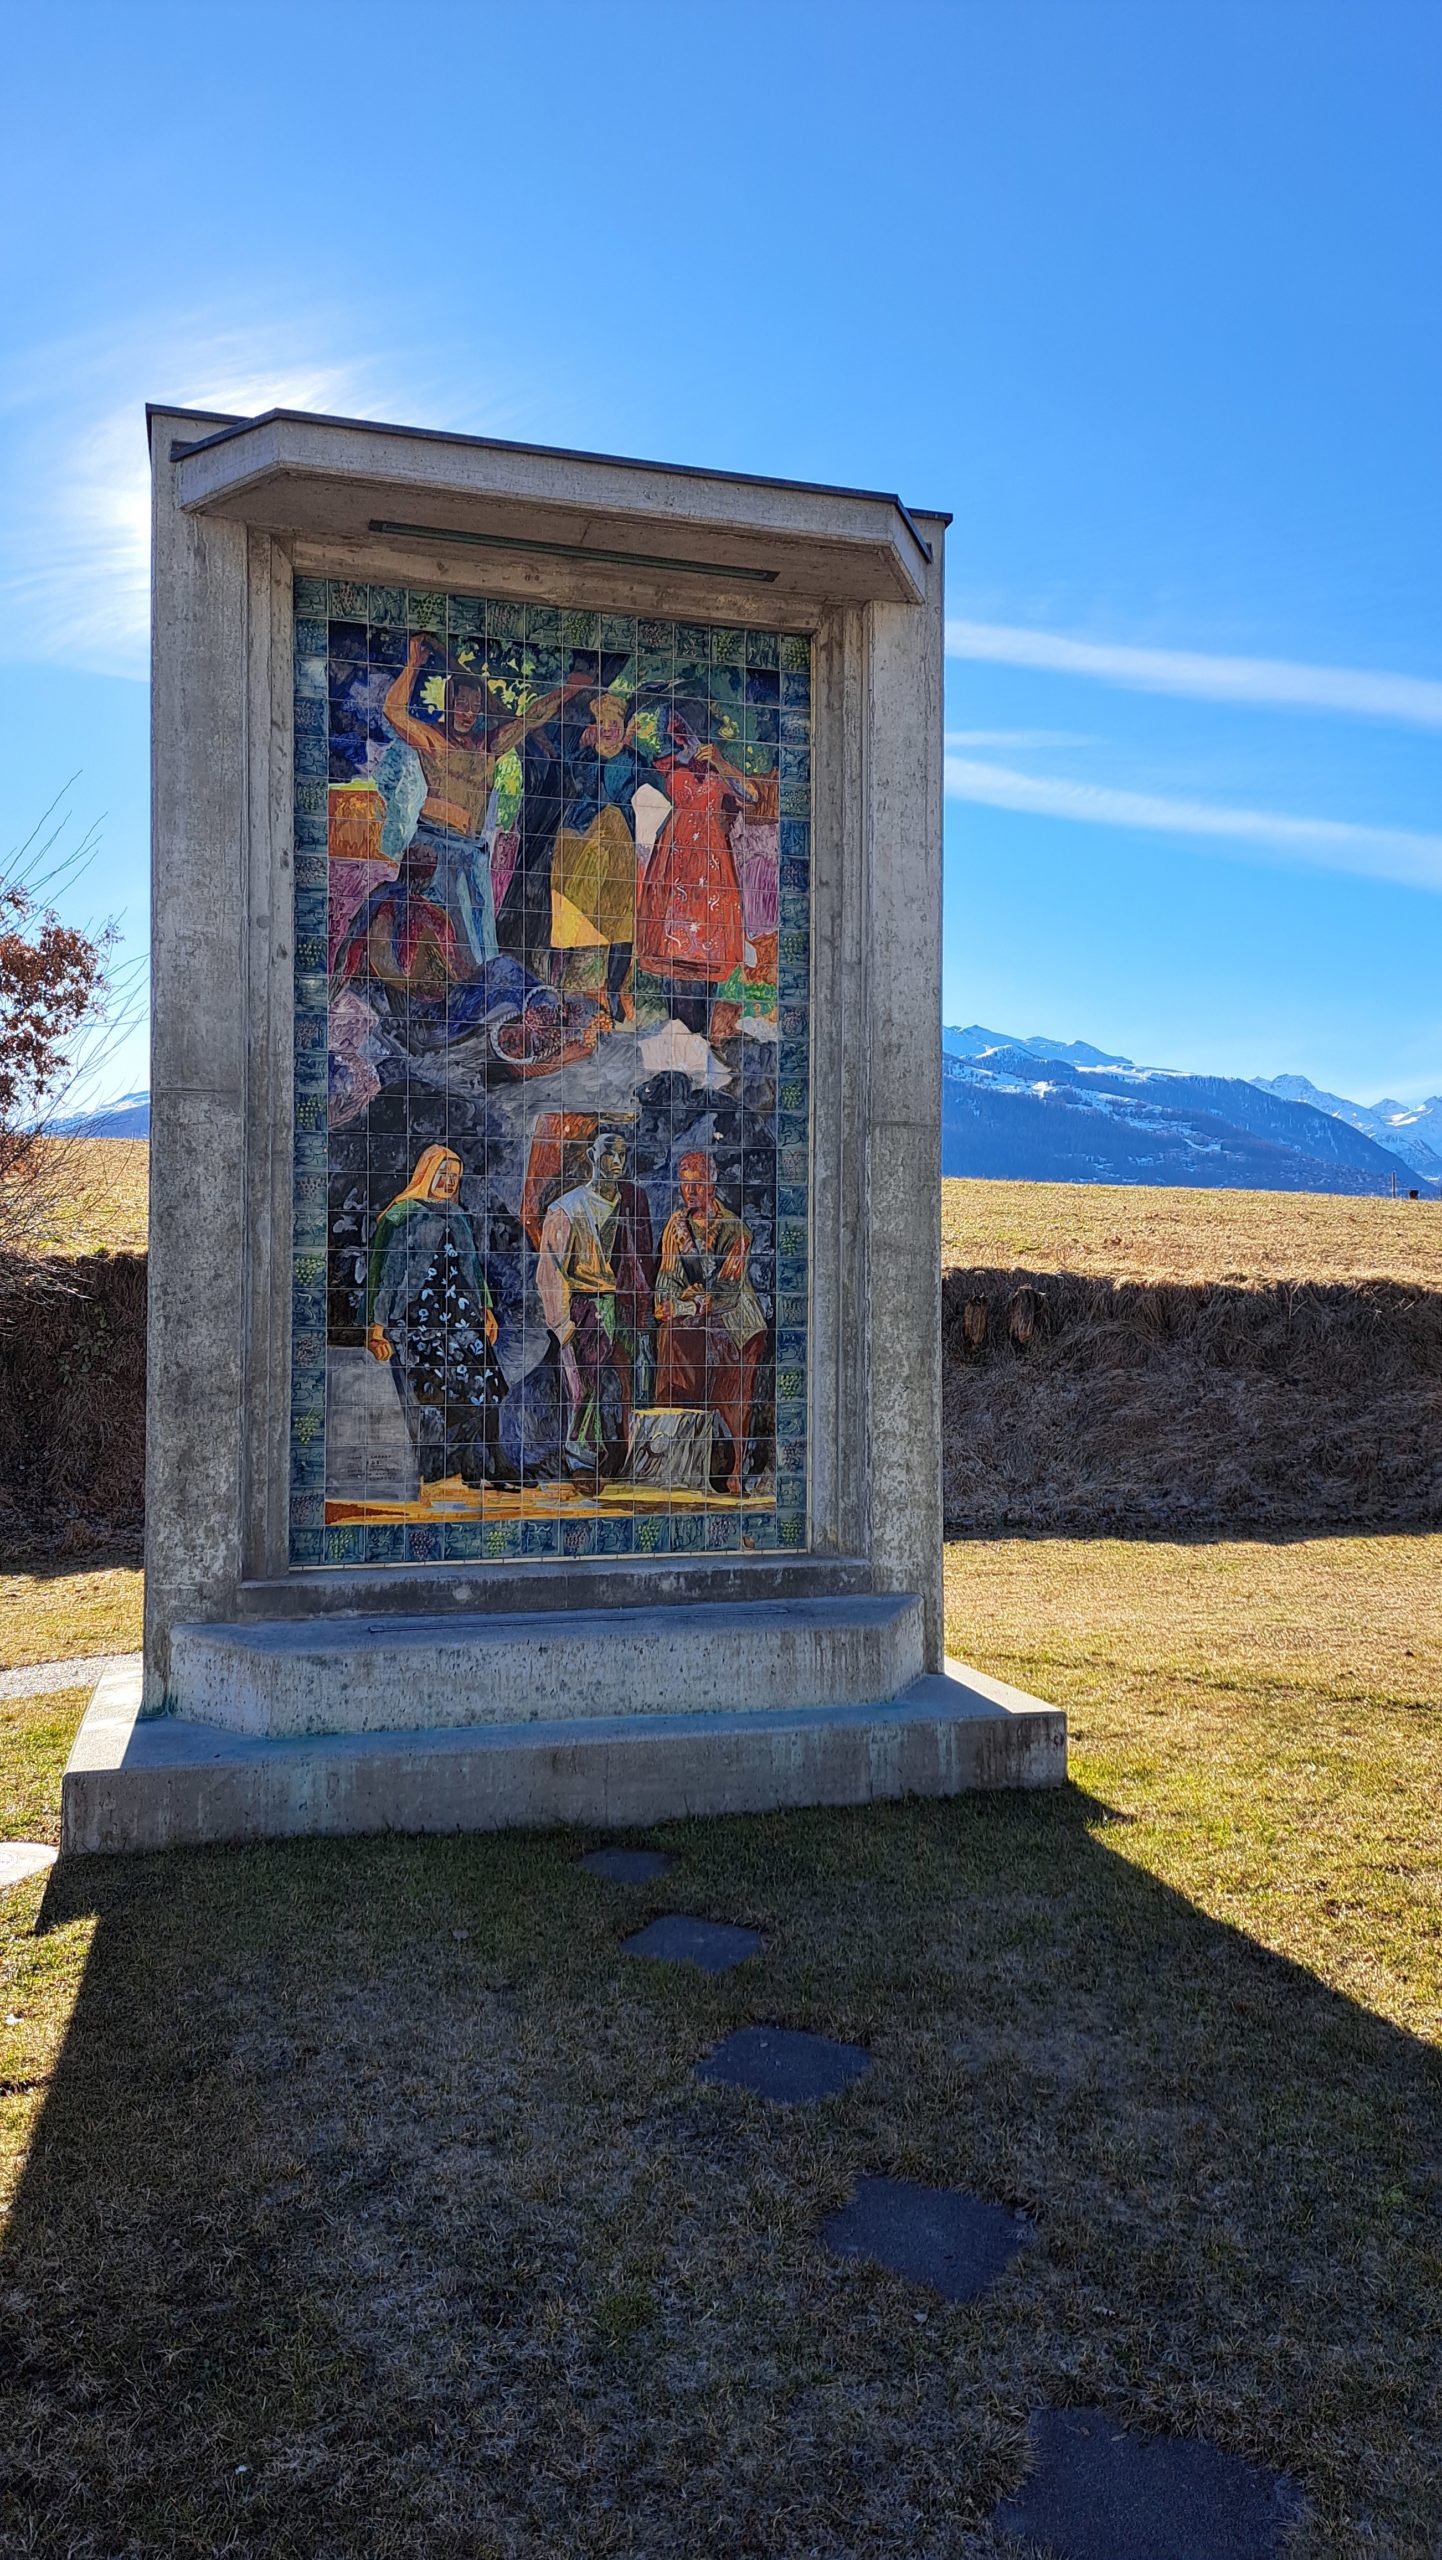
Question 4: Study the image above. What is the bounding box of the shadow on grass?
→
[4,1786,1439,2559]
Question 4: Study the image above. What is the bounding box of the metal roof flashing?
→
[146,401,247,452]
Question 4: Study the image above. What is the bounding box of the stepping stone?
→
[992,2408,1300,2560]
[623,1915,762,1973]
[695,2024,870,2103]
[580,1848,672,1883]
[0,1843,58,1892]
[819,2175,1029,2301]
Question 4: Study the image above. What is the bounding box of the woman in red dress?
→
[636,743,756,1026]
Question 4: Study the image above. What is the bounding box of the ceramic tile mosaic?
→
[288,582,811,1568]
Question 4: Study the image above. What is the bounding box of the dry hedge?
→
[942,1264,1442,1534]
[1,1252,1437,1557]
[0,1252,146,1558]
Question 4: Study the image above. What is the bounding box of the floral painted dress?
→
[366,1198,505,1422]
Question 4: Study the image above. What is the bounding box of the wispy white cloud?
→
[944,618,1442,730]
[943,754,1442,894]
[944,728,1096,749]
[0,313,534,678]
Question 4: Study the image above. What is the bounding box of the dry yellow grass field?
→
[12,1137,149,1255]
[942,1172,1442,1287]
[15,1149,1442,1285]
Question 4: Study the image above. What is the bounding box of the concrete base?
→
[167,1595,927,1737]
[61,1657,1066,1855]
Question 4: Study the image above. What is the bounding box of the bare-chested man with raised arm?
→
[366,639,590,977]
[381,635,589,838]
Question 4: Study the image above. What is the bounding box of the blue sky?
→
[3,0,1440,1104]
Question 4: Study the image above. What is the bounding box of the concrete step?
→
[167,1593,927,1738]
[61,1658,1067,1855]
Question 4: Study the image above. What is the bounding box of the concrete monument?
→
[62,407,1064,1850]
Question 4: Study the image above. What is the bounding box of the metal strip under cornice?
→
[367,518,779,584]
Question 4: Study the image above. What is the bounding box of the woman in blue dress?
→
[365,1145,520,1488]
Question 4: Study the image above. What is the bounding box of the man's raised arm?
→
[382,635,442,756]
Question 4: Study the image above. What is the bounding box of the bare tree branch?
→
[1,786,130,1278]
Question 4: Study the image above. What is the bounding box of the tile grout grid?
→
[289,586,811,1573]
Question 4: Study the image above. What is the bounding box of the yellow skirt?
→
[550,805,636,948]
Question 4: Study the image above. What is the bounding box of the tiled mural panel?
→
[289,582,811,1568]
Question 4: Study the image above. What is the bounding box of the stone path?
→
[580,1847,672,1883]
[0,1652,137,1705]
[0,1842,57,1891]
[695,2023,871,2103]
[583,1838,1303,2553]
[819,2174,1030,2303]
[992,2409,1302,2559]
[622,1915,762,1972]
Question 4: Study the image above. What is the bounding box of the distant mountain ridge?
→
[42,1052,1442,1199]
[942,1029,1439,1195]
[1251,1073,1442,1186]
[47,1089,150,1139]
[944,1025,1134,1070]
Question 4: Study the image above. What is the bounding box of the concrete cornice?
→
[157,403,948,609]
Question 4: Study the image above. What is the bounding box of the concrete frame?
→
[143,405,949,1712]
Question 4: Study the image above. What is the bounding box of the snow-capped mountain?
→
[942,1032,1437,1194]
[46,1088,151,1138]
[40,1051,1442,1199]
[944,1025,1135,1070]
[1252,1074,1442,1187]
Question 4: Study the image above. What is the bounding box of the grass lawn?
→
[0,1563,143,1673]
[0,1536,1438,2556]
[945,1534,1442,2043]
[0,1691,90,1848]
[11,1137,149,1257]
